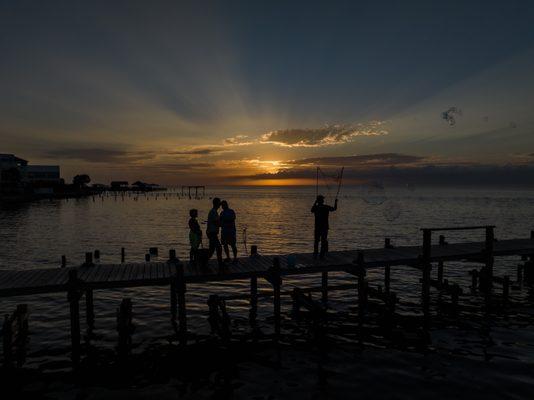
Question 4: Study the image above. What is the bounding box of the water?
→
[1,185,534,369]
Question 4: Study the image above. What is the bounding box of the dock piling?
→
[175,262,187,345]
[67,270,81,366]
[61,255,66,268]
[384,265,391,295]
[84,252,93,267]
[422,229,432,315]
[249,276,258,329]
[321,271,328,305]
[271,257,282,339]
[85,289,95,331]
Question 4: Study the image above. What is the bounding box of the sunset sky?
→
[2,1,534,185]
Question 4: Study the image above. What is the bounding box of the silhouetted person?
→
[220,200,237,262]
[207,197,223,268]
[311,195,338,259]
[188,209,202,265]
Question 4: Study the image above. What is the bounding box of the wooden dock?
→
[1,226,534,366]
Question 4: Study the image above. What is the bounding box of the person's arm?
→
[311,201,318,213]
[331,199,338,211]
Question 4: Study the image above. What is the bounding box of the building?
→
[26,165,61,184]
[1,154,61,196]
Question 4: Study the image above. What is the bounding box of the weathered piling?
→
[94,249,100,260]
[356,252,367,323]
[61,255,66,268]
[321,271,328,304]
[121,247,125,263]
[117,298,134,357]
[84,252,93,267]
[421,229,432,315]
[2,304,29,368]
[269,257,282,339]
[85,289,95,331]
[174,261,187,345]
[67,270,81,366]
[249,276,258,329]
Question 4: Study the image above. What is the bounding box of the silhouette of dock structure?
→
[2,226,534,367]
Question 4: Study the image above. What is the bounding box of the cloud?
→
[259,121,388,147]
[44,148,157,163]
[223,135,253,146]
[170,147,228,155]
[290,153,425,167]
[238,162,534,187]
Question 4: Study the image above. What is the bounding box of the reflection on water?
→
[1,186,534,369]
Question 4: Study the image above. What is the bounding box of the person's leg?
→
[313,229,320,258]
[222,235,231,260]
[207,233,216,258]
[230,237,238,260]
[215,236,223,266]
[319,230,328,259]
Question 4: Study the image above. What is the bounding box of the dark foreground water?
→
[1,185,534,396]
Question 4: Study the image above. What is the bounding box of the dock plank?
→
[1,237,534,297]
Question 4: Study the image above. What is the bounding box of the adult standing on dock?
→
[311,195,338,259]
[207,197,224,268]
[220,200,238,263]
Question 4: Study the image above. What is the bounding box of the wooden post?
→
[61,255,66,268]
[149,247,158,256]
[485,226,495,285]
[145,254,150,262]
[86,289,95,330]
[249,276,258,328]
[503,276,510,301]
[272,257,281,339]
[3,314,12,367]
[169,249,177,261]
[439,235,446,245]
[94,250,100,260]
[170,281,177,321]
[384,238,391,248]
[471,269,478,291]
[531,230,534,240]
[356,252,367,323]
[121,247,125,263]
[384,265,391,295]
[421,229,432,317]
[321,271,328,305]
[175,262,187,345]
[67,270,81,366]
[84,252,93,266]
[117,298,133,358]
[251,245,258,256]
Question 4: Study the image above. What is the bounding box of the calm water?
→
[1,185,534,369]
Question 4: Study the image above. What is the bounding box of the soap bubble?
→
[361,182,387,205]
[382,199,402,222]
[441,107,462,126]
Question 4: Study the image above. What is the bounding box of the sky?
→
[1,0,534,186]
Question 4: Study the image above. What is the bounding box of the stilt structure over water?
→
[1,225,534,367]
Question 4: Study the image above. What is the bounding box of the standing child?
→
[188,209,202,265]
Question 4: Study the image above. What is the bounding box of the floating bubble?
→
[361,182,387,205]
[441,107,462,126]
[382,199,402,222]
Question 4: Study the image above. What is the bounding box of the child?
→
[188,209,202,265]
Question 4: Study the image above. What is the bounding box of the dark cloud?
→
[290,153,425,167]
[239,162,534,187]
[170,148,223,155]
[260,122,388,147]
[44,148,157,163]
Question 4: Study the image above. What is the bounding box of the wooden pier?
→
[2,226,534,366]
